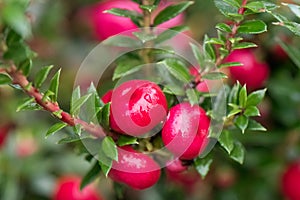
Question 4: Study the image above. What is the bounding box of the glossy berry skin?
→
[225,49,269,90]
[281,161,300,200]
[162,102,210,160]
[166,158,187,173]
[101,90,113,104]
[53,176,102,200]
[108,146,161,190]
[110,80,168,136]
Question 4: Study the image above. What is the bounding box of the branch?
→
[215,0,248,66]
[5,65,106,138]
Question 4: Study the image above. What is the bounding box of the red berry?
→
[196,81,209,93]
[53,176,102,200]
[281,161,300,200]
[225,49,270,90]
[101,90,113,104]
[108,146,161,190]
[166,158,187,173]
[0,123,12,149]
[162,102,210,160]
[110,80,168,136]
[81,0,140,41]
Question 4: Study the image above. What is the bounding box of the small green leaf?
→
[203,35,216,61]
[238,85,247,107]
[34,65,54,88]
[70,94,92,116]
[190,43,205,70]
[48,69,61,102]
[214,0,239,18]
[245,1,278,13]
[247,119,266,131]
[57,135,81,144]
[219,130,234,154]
[80,162,101,190]
[202,72,227,80]
[132,32,156,43]
[230,141,245,164]
[244,106,260,117]
[19,59,32,76]
[102,136,118,161]
[104,8,142,27]
[103,35,142,48]
[246,89,266,106]
[219,62,242,68]
[98,148,113,177]
[139,5,158,12]
[235,115,249,133]
[163,84,185,96]
[97,103,111,130]
[233,42,257,50]
[113,59,142,81]
[227,107,242,118]
[282,22,300,37]
[155,25,189,44]
[215,23,232,32]
[194,155,213,179]
[228,83,241,104]
[206,38,225,45]
[186,89,199,106]
[0,74,12,85]
[16,97,41,112]
[46,122,67,138]
[160,58,191,82]
[237,20,267,34]
[117,135,139,146]
[153,1,194,26]
[282,3,300,19]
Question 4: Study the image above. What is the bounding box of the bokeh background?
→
[0,0,300,199]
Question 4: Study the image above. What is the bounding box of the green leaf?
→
[186,89,199,106]
[163,84,185,96]
[214,0,239,18]
[235,115,249,133]
[247,119,266,131]
[277,38,300,69]
[227,107,242,118]
[0,74,12,85]
[117,135,139,146]
[57,135,81,144]
[34,65,54,88]
[98,148,113,177]
[206,38,225,45]
[245,1,278,13]
[80,162,101,190]
[219,62,242,68]
[194,155,213,179]
[246,89,266,106]
[228,82,241,104]
[160,58,191,82]
[230,141,245,164]
[70,93,92,116]
[46,122,67,138]
[103,35,142,48]
[2,3,31,38]
[244,106,260,117]
[16,97,41,112]
[139,5,158,12]
[48,69,61,102]
[113,59,142,81]
[237,20,267,34]
[219,130,234,154]
[155,25,189,44]
[132,32,156,43]
[19,59,32,76]
[215,23,232,32]
[202,72,227,80]
[190,43,205,70]
[153,1,194,26]
[238,85,247,107]
[203,35,216,61]
[97,103,111,130]
[280,22,300,36]
[233,42,257,50]
[104,8,142,27]
[3,42,33,63]
[102,136,118,161]
[282,3,300,19]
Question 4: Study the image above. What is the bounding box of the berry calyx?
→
[110,80,168,136]
[225,49,270,90]
[108,146,161,190]
[281,160,300,200]
[162,102,210,160]
[53,175,102,200]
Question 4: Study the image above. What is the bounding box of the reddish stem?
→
[5,66,106,138]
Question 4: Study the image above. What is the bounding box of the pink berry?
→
[110,80,168,136]
[53,175,102,200]
[281,160,300,200]
[162,102,210,160]
[109,146,161,190]
[166,158,188,173]
[225,49,270,90]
